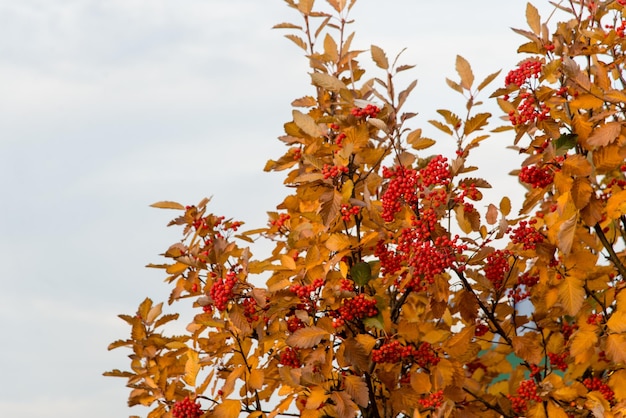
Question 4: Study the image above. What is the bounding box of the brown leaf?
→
[486,204,498,225]
[586,122,621,149]
[344,375,369,407]
[557,214,577,255]
[512,333,544,364]
[150,201,185,210]
[456,55,474,90]
[370,45,389,70]
[286,326,329,348]
[293,110,324,138]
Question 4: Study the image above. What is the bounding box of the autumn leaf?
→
[286,326,329,348]
[455,55,474,89]
[213,400,241,418]
[558,275,584,316]
[311,72,346,91]
[371,45,389,70]
[150,201,185,210]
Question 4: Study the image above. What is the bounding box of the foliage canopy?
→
[107,1,626,417]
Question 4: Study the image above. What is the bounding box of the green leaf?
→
[554,133,578,154]
[351,262,372,286]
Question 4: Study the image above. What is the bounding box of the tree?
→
[106,0,626,417]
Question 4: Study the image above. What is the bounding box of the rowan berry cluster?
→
[508,272,540,302]
[505,59,542,87]
[322,163,349,179]
[351,104,380,118]
[290,278,324,299]
[484,250,512,290]
[271,213,290,229]
[340,204,360,221]
[509,220,544,250]
[587,312,603,325]
[507,379,541,414]
[340,278,356,292]
[371,341,439,368]
[286,315,305,333]
[561,322,578,341]
[210,272,237,311]
[331,293,378,327]
[243,297,259,322]
[509,91,550,126]
[548,351,569,371]
[583,377,614,403]
[381,166,419,222]
[418,390,444,410]
[420,155,451,189]
[475,322,490,337]
[519,163,554,188]
[171,397,203,418]
[279,347,301,368]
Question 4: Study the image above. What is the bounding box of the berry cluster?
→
[508,91,550,126]
[507,379,541,414]
[290,278,324,299]
[583,377,614,404]
[475,322,490,337]
[322,163,349,179]
[505,59,542,87]
[270,213,290,229]
[381,166,419,222]
[507,272,540,302]
[171,397,203,418]
[371,341,439,368]
[519,163,555,189]
[340,204,360,221]
[561,322,578,342]
[243,297,259,322]
[548,351,568,372]
[420,155,451,189]
[286,315,305,333]
[279,347,301,368]
[484,250,511,290]
[509,220,544,250]
[418,390,444,410]
[587,312,603,325]
[351,104,380,118]
[210,272,237,311]
[332,294,378,327]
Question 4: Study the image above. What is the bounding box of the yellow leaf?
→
[150,201,185,210]
[214,400,241,418]
[558,274,584,316]
[605,89,626,103]
[341,179,354,202]
[500,196,511,216]
[286,326,329,348]
[370,45,389,70]
[609,369,626,401]
[455,205,473,234]
[410,372,432,395]
[463,112,490,136]
[607,311,626,333]
[526,2,541,35]
[606,190,626,220]
[326,233,351,251]
[293,110,324,138]
[248,369,264,391]
[184,350,199,386]
[324,33,338,62]
[166,262,188,275]
[280,254,297,271]
[456,55,474,90]
[593,144,626,173]
[562,154,592,177]
[570,93,604,111]
[311,72,346,92]
[546,401,568,418]
[306,387,328,410]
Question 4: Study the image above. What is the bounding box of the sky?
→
[0,1,557,417]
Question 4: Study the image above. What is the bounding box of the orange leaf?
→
[213,400,241,418]
[286,326,329,348]
[606,334,626,363]
[326,233,351,251]
[184,350,200,386]
[557,274,584,316]
[344,375,369,407]
[607,311,626,333]
[526,2,541,35]
[557,214,577,255]
[586,122,621,148]
[150,201,185,210]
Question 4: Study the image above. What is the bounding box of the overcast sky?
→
[0,1,556,417]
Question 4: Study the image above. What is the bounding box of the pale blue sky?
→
[0,1,554,417]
